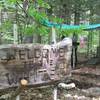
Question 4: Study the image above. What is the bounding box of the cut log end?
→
[20,79,28,86]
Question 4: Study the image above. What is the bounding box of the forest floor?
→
[19,86,100,100]
[0,84,100,100]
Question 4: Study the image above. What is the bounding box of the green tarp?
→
[40,19,100,30]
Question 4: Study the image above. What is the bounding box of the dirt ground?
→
[0,77,100,100]
[19,86,100,100]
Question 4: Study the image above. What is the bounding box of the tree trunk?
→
[37,34,41,43]
[0,34,1,45]
[24,35,33,43]
[0,9,2,44]
[74,10,80,25]
[72,4,80,68]
[33,34,41,43]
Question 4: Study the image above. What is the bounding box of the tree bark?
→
[37,34,41,43]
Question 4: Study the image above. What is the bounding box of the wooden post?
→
[73,47,75,69]
[53,87,57,100]
[51,27,56,44]
[99,31,100,48]
[13,23,19,100]
[16,95,20,100]
[13,23,18,44]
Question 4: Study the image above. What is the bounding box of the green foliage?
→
[23,23,50,37]
[27,1,52,37]
[1,0,99,44]
[0,20,13,33]
[37,0,51,9]
[57,28,83,38]
[49,16,64,23]
[24,25,34,36]
[7,0,22,4]
[37,26,50,36]
[8,0,17,4]
[2,32,14,41]
[28,5,48,22]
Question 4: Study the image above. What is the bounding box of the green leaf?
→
[37,0,50,9]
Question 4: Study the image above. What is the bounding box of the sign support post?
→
[13,23,18,44]
[53,87,58,100]
[16,95,20,100]
[51,27,56,44]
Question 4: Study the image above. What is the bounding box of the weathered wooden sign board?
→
[0,40,72,89]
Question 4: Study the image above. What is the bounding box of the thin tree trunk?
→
[72,4,80,68]
[33,33,41,43]
[37,34,42,43]
[99,31,100,47]
[0,9,2,44]
[74,10,80,25]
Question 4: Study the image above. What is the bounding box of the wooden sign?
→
[0,40,72,89]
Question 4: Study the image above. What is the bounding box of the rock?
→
[64,94,74,100]
[58,83,75,89]
[38,94,43,98]
[73,95,78,100]
[0,93,10,99]
[77,96,90,100]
